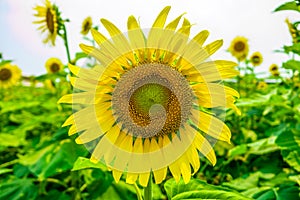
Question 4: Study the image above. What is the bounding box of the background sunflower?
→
[0,63,21,88]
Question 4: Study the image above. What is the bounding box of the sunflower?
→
[81,17,93,35]
[59,6,240,186]
[257,81,267,90]
[0,64,22,89]
[269,64,280,76]
[250,52,263,66]
[285,18,300,44]
[228,36,249,61]
[33,0,61,46]
[45,58,64,74]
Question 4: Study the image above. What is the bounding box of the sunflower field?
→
[1,1,300,200]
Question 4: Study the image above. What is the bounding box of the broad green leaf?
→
[0,179,38,200]
[228,144,248,158]
[164,178,251,200]
[72,157,107,171]
[241,186,272,198]
[284,43,300,55]
[274,1,299,12]
[247,136,280,155]
[0,133,25,147]
[19,139,87,179]
[276,131,300,150]
[282,60,300,71]
[281,149,300,172]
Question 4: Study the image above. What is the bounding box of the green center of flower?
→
[50,63,60,73]
[112,63,193,138]
[252,55,260,63]
[234,41,245,52]
[130,83,169,115]
[0,68,12,81]
[46,8,55,34]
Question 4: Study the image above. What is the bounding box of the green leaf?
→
[0,168,13,175]
[75,52,87,60]
[0,133,25,147]
[164,178,251,200]
[0,60,13,66]
[72,157,107,171]
[284,43,300,55]
[19,139,87,179]
[247,136,280,155]
[276,131,300,150]
[281,149,300,172]
[228,144,248,158]
[100,181,136,200]
[0,179,38,200]
[274,1,299,12]
[282,60,300,71]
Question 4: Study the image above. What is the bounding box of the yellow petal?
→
[112,170,123,183]
[191,30,209,47]
[204,39,223,57]
[180,157,191,183]
[153,167,167,184]
[100,18,131,53]
[185,125,217,165]
[139,172,150,187]
[126,173,138,184]
[152,6,171,28]
[165,13,186,30]
[169,161,181,182]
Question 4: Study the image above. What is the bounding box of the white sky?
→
[0,0,299,76]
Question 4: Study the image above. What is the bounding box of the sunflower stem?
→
[133,183,143,200]
[144,173,153,200]
[62,24,71,63]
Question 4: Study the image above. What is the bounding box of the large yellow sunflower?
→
[228,36,249,61]
[33,0,60,45]
[81,17,93,35]
[250,51,263,66]
[59,6,240,187]
[0,64,22,89]
[45,58,64,74]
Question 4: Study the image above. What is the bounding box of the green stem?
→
[62,24,71,63]
[144,173,153,200]
[0,159,19,168]
[133,183,143,200]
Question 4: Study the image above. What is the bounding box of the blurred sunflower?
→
[250,52,263,66]
[269,64,280,76]
[59,6,240,186]
[257,81,267,90]
[0,64,22,89]
[81,17,93,35]
[228,36,249,61]
[45,58,64,74]
[285,18,300,44]
[33,0,62,45]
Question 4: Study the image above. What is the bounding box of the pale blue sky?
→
[0,0,298,76]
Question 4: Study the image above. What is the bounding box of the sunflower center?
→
[270,66,278,71]
[50,63,60,73]
[112,63,193,138]
[46,8,55,34]
[84,21,91,32]
[252,56,260,63]
[0,68,12,81]
[234,41,245,52]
